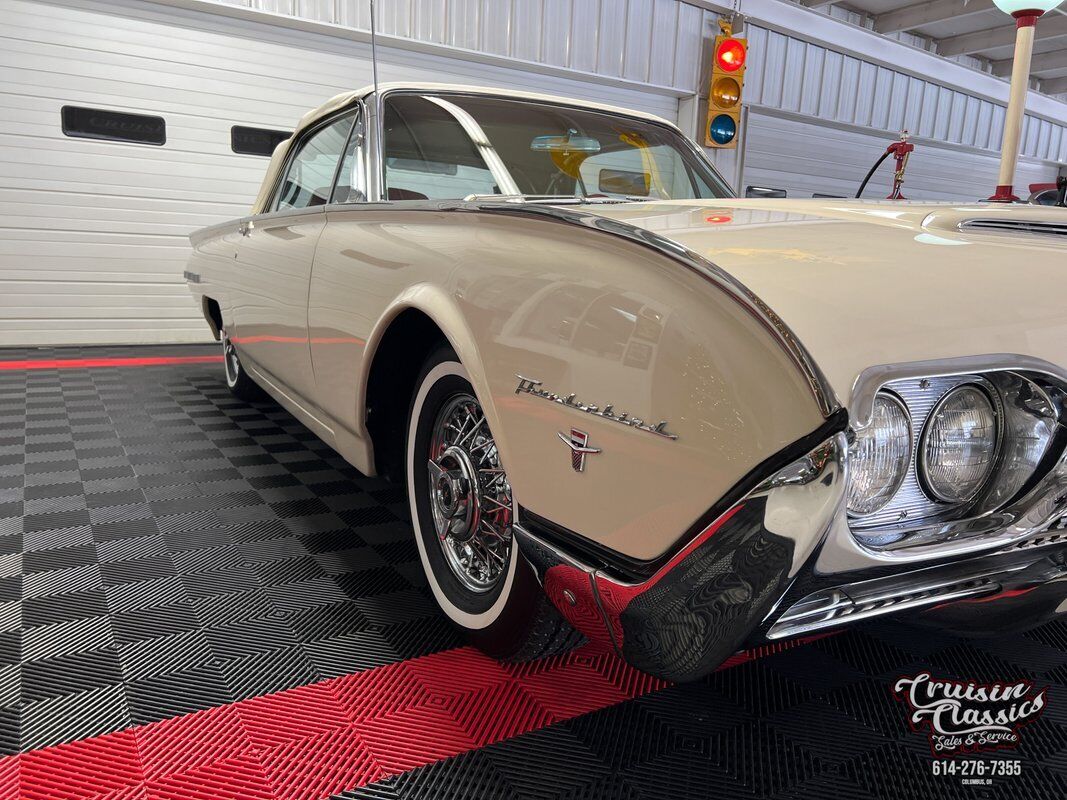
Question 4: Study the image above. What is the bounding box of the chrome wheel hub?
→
[223,334,240,383]
[429,445,480,543]
[427,394,512,593]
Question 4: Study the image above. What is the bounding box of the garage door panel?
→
[0,0,679,345]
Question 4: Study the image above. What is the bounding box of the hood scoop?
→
[958,218,1067,238]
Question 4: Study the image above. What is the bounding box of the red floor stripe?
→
[0,639,819,800]
[0,355,223,371]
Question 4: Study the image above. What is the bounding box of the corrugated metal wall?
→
[1,0,1065,345]
[732,21,1065,199]
[228,0,710,92]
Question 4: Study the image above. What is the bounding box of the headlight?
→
[920,385,999,503]
[848,392,912,516]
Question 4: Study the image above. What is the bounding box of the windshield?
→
[382,93,733,202]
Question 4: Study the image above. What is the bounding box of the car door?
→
[307,93,505,440]
[233,111,356,405]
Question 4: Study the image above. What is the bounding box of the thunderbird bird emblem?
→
[558,429,601,473]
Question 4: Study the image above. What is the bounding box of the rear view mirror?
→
[746,186,787,198]
[531,129,601,153]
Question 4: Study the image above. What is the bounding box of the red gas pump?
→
[886,133,915,200]
[856,131,916,200]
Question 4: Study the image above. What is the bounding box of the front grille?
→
[767,576,999,640]
[959,219,1067,238]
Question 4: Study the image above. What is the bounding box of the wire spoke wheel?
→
[223,333,241,385]
[427,393,512,593]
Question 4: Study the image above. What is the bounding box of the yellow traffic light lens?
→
[712,77,741,108]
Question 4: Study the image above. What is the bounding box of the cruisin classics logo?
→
[893,672,1047,756]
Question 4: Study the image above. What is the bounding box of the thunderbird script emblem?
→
[558,429,601,473]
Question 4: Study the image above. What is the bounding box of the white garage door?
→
[0,0,680,346]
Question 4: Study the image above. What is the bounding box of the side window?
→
[330,113,366,204]
[382,95,497,200]
[274,114,354,211]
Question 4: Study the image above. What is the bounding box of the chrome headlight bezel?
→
[917,382,1002,504]
[846,366,1063,550]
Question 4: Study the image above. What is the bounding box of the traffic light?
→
[705,24,747,149]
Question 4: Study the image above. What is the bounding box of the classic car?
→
[186,83,1067,682]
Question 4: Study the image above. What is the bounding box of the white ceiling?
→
[801,0,1067,96]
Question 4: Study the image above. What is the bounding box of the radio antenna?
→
[369,0,380,97]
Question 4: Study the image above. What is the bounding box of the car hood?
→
[575,198,1067,408]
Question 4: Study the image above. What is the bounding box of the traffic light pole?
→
[735,104,750,194]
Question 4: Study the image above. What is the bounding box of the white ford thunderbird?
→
[186,84,1067,681]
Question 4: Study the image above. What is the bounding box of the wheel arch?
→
[360,286,501,481]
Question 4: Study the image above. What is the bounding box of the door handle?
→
[237,220,254,237]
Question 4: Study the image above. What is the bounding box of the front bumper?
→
[516,433,1067,683]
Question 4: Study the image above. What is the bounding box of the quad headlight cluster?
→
[847,373,1060,526]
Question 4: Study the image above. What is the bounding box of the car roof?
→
[301,83,679,135]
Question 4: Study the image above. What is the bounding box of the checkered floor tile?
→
[0,345,1064,800]
[0,345,458,753]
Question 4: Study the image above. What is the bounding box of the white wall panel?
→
[740,108,1055,201]
[743,21,1067,164]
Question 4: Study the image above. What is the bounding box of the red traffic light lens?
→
[716,38,746,72]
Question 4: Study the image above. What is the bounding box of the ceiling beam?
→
[799,0,836,8]
[939,14,1067,56]
[873,0,994,36]
[992,48,1067,76]
[1043,76,1067,94]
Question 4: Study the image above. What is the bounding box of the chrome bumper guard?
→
[516,430,1067,683]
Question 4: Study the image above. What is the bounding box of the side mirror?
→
[745,185,787,198]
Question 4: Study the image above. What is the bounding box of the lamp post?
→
[988,0,1065,202]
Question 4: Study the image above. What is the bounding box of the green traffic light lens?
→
[709,114,737,145]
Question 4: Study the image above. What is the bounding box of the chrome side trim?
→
[769,546,1067,640]
[469,201,841,419]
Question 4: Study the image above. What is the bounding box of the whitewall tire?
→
[405,346,583,660]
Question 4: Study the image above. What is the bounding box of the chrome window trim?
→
[264,101,368,215]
